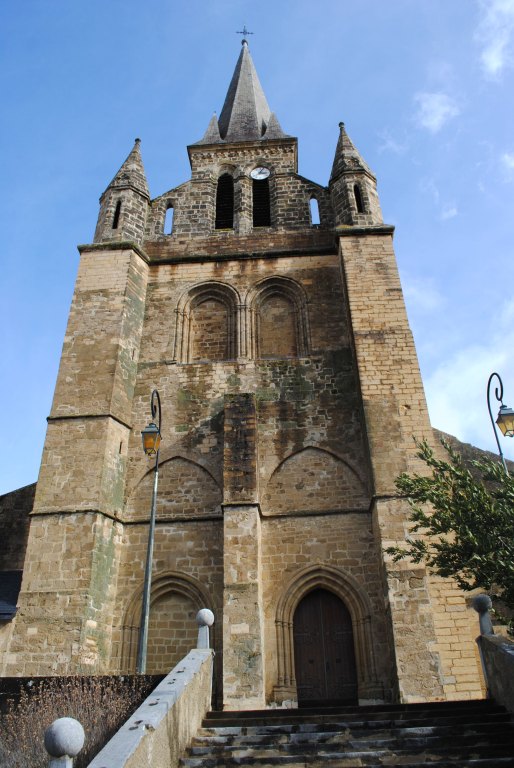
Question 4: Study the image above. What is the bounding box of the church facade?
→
[0,41,483,708]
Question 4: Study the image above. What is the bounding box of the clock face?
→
[250,166,270,180]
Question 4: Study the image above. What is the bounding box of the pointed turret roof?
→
[106,138,150,198]
[196,41,288,144]
[200,113,222,143]
[330,122,375,182]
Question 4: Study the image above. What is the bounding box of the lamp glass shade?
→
[141,422,161,455]
[496,405,514,438]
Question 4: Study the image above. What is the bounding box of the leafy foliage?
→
[386,439,514,608]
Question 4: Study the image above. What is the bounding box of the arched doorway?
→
[293,588,357,705]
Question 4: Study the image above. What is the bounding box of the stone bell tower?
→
[3,39,483,708]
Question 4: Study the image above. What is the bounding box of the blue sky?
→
[1,0,514,494]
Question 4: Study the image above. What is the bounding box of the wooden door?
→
[293,588,357,705]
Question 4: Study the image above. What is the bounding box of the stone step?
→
[203,699,499,723]
[181,746,514,767]
[190,725,514,753]
[182,700,514,768]
[200,711,511,731]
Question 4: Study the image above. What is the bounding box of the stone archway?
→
[120,571,213,673]
[274,565,379,705]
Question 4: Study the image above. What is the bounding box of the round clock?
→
[250,166,270,180]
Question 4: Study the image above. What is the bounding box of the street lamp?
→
[487,372,514,475]
[136,389,162,674]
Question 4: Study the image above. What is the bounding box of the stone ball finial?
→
[44,717,85,758]
[196,608,215,627]
[472,594,493,613]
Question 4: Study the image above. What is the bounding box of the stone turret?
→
[329,122,382,226]
[94,138,150,244]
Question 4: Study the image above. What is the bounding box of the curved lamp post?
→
[136,389,162,674]
[487,372,514,475]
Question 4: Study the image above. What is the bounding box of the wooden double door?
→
[293,588,357,705]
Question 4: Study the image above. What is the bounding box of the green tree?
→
[386,439,514,609]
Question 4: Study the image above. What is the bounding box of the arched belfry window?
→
[215,174,234,229]
[164,205,174,234]
[253,178,271,227]
[310,197,320,226]
[112,200,122,229]
[354,184,364,214]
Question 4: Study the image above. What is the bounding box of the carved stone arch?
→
[274,565,379,704]
[262,446,369,516]
[173,281,241,363]
[121,571,214,673]
[215,163,237,177]
[246,276,310,359]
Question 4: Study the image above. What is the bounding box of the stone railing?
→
[44,609,215,768]
[473,595,514,714]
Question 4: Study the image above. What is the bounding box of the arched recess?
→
[173,282,241,363]
[273,565,378,704]
[125,456,222,522]
[121,571,214,674]
[262,447,368,516]
[246,276,310,359]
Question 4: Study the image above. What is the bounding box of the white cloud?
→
[501,151,514,178]
[420,177,440,204]
[441,205,458,221]
[424,297,514,460]
[414,92,460,133]
[377,129,408,155]
[419,179,457,220]
[475,0,514,76]
[403,275,444,314]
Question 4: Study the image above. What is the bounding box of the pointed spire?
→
[330,122,375,182]
[215,40,287,142]
[197,113,222,144]
[262,112,285,139]
[106,138,150,199]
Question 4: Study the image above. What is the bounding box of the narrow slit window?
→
[253,178,271,227]
[354,184,364,214]
[165,206,174,234]
[215,174,234,229]
[310,197,320,226]
[112,200,122,229]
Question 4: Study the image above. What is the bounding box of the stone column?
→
[339,229,445,702]
[222,394,265,710]
[5,245,149,675]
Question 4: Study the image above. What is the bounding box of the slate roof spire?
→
[197,41,288,144]
[330,122,375,182]
[105,138,150,199]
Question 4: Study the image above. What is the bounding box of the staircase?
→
[181,699,514,767]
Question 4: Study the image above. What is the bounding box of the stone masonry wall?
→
[0,483,35,571]
[338,230,466,702]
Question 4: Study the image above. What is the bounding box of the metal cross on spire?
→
[236,25,254,43]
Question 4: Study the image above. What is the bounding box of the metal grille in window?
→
[253,178,271,227]
[215,174,234,229]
